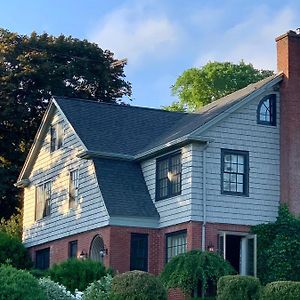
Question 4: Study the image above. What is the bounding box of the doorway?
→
[218,232,257,276]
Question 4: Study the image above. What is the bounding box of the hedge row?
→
[217,275,300,300]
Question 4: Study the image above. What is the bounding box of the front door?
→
[130,233,148,272]
[218,232,257,276]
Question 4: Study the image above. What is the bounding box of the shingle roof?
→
[93,158,159,218]
[55,74,281,156]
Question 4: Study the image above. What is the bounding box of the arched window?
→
[257,94,276,126]
[89,235,105,262]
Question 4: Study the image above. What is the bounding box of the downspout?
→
[201,141,209,251]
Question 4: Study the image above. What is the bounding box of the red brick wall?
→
[28,221,251,300]
[277,31,300,215]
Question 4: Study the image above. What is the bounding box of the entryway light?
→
[207,242,215,252]
[79,250,88,260]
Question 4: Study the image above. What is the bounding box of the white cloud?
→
[194,6,297,71]
[89,4,179,66]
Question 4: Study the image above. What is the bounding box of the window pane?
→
[69,170,79,208]
[57,122,64,149]
[166,232,187,262]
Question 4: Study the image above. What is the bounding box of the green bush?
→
[48,258,106,292]
[261,281,300,300]
[217,275,261,300]
[0,231,32,269]
[111,270,167,300]
[160,250,235,297]
[252,205,300,284]
[83,274,112,300]
[30,268,47,278]
[0,264,45,300]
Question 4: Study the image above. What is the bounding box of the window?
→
[50,121,64,152]
[221,149,249,196]
[68,240,78,258]
[69,170,79,209]
[156,152,181,200]
[257,94,276,126]
[35,181,52,220]
[35,248,50,270]
[166,231,187,262]
[130,233,148,271]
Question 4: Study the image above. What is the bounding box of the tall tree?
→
[165,61,273,111]
[0,29,132,218]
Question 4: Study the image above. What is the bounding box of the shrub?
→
[0,231,32,269]
[30,268,47,278]
[160,250,235,297]
[252,205,300,284]
[111,270,167,300]
[48,258,106,292]
[261,281,300,300]
[83,274,112,300]
[0,264,45,300]
[217,275,261,300]
[39,277,76,300]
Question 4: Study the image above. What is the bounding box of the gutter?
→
[201,141,210,251]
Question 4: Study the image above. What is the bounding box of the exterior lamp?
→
[207,242,215,252]
[79,250,88,260]
[100,248,108,258]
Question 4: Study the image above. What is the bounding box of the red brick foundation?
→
[28,221,250,300]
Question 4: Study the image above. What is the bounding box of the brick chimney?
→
[276,30,300,215]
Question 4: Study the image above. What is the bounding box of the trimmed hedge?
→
[0,264,45,300]
[217,275,261,300]
[111,270,167,300]
[48,258,106,292]
[261,281,300,300]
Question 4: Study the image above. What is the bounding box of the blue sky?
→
[1,0,299,108]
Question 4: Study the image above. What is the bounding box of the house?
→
[16,29,300,291]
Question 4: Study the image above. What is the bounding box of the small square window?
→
[221,149,249,196]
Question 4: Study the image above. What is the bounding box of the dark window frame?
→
[130,233,148,272]
[35,181,52,221]
[221,149,249,197]
[50,121,64,152]
[165,230,187,263]
[68,240,78,258]
[35,247,50,270]
[69,169,79,209]
[156,151,182,201]
[257,94,276,126]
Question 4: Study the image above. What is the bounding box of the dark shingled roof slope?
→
[93,158,159,218]
[55,74,281,156]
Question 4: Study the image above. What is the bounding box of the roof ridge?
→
[54,96,188,115]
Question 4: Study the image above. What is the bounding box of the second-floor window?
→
[50,121,64,152]
[221,149,249,196]
[156,152,181,200]
[35,181,52,220]
[257,94,276,126]
[69,169,79,208]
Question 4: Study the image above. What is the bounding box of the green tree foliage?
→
[165,61,273,112]
[0,231,32,269]
[0,208,23,238]
[252,205,300,285]
[160,250,235,298]
[0,264,45,300]
[0,28,132,218]
[111,270,167,300]
[48,258,107,292]
[217,275,261,300]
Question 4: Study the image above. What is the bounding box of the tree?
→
[251,205,300,285]
[165,61,273,112]
[0,28,132,219]
[160,250,235,299]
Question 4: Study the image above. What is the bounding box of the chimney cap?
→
[275,29,300,42]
